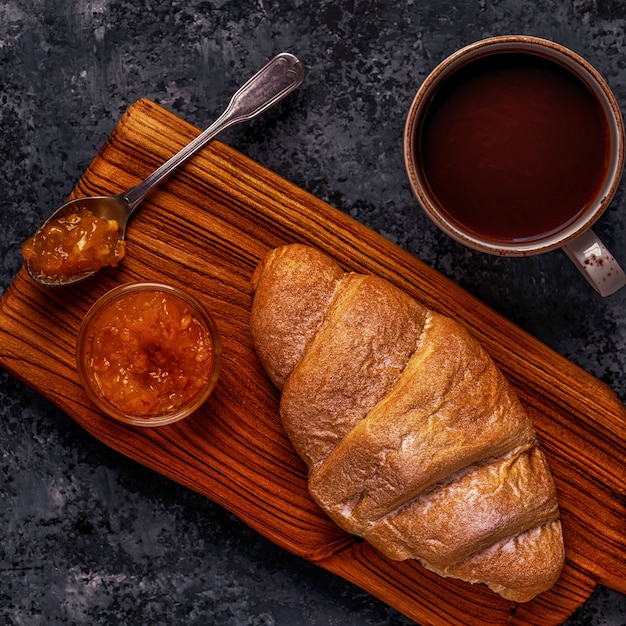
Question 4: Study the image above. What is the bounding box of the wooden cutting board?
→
[1,98,624,626]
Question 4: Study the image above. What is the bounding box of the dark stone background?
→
[1,1,625,624]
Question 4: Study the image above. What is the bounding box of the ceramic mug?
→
[404,35,626,296]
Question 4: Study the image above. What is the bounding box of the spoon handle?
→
[123,53,304,210]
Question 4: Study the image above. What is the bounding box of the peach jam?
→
[22,208,126,281]
[76,283,221,426]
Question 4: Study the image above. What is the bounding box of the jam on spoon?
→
[22,208,126,283]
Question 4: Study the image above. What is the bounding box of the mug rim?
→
[404,35,625,256]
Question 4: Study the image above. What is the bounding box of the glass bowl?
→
[76,282,221,427]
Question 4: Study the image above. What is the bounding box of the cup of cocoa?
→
[404,35,626,296]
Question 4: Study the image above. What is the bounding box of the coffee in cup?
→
[404,35,625,296]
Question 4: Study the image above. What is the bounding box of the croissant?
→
[250,243,564,602]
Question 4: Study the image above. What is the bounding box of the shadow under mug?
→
[404,35,626,296]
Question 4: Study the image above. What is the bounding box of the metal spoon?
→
[26,52,304,286]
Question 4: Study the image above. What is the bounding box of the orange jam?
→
[77,284,221,424]
[22,208,126,281]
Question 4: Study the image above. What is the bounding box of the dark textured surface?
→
[1,1,626,624]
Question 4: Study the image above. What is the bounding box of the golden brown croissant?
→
[250,243,564,602]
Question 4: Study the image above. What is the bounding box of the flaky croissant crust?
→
[250,244,564,602]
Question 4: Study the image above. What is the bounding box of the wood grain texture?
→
[1,98,625,625]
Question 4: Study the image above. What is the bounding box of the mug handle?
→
[562,229,626,296]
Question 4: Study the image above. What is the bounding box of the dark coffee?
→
[418,53,610,244]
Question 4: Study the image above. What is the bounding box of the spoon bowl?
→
[25,52,304,287]
[25,194,132,286]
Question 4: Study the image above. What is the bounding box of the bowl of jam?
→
[76,282,221,426]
